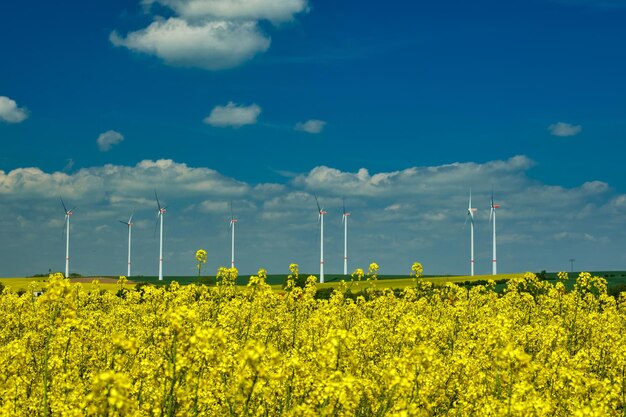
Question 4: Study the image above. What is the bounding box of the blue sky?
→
[1,0,626,277]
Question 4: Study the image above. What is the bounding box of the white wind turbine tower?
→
[155,191,167,281]
[229,201,237,269]
[315,196,327,283]
[119,212,134,277]
[60,197,76,278]
[489,189,501,275]
[465,190,477,276]
[342,198,350,275]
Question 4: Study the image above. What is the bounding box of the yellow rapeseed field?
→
[0,268,624,416]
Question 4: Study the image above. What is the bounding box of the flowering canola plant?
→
[0,270,625,416]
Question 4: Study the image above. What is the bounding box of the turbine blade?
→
[314,195,321,213]
[61,216,68,239]
[154,213,160,237]
[119,220,127,225]
[129,210,134,224]
[155,190,161,210]
[60,197,68,213]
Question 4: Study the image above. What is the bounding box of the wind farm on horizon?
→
[55,188,506,281]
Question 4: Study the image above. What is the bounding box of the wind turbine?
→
[489,189,500,275]
[60,197,76,278]
[155,191,166,281]
[464,190,477,276]
[315,195,327,283]
[229,201,237,269]
[342,198,350,275]
[119,211,134,277]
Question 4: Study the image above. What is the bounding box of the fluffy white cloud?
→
[97,130,124,152]
[0,96,29,123]
[204,102,261,127]
[293,156,535,197]
[113,0,307,70]
[548,122,582,137]
[1,156,626,277]
[146,0,309,23]
[111,18,270,70]
[295,119,326,134]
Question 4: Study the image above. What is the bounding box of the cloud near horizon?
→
[1,155,625,277]
[112,0,308,70]
[0,96,29,123]
[204,102,261,127]
[548,122,582,137]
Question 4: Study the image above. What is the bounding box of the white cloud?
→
[2,155,626,277]
[111,18,270,70]
[0,96,29,123]
[198,200,230,213]
[114,0,307,70]
[204,102,261,127]
[97,130,125,152]
[293,156,535,197]
[553,231,599,242]
[295,119,326,134]
[548,122,582,137]
[146,0,309,23]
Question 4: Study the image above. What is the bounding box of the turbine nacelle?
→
[61,197,76,217]
[155,191,166,215]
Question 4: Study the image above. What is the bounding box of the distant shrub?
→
[198,276,216,286]
[314,287,334,300]
[608,284,626,299]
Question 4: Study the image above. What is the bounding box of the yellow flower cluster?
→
[195,249,207,276]
[411,262,424,278]
[0,271,624,415]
